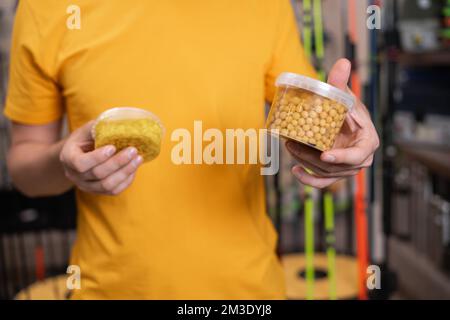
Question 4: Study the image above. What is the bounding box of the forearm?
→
[7,139,74,197]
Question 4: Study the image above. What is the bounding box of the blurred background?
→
[0,0,449,300]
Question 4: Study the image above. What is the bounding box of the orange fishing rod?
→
[347,0,369,300]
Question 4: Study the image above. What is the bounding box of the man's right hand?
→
[60,121,143,195]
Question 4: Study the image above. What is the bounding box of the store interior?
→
[0,0,449,300]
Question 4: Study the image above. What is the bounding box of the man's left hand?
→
[286,58,380,189]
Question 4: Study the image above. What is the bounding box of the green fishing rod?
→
[313,0,337,300]
[301,0,337,300]
[302,0,315,300]
[313,0,325,82]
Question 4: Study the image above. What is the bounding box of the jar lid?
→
[276,72,355,110]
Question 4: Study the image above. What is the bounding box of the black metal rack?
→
[381,0,450,299]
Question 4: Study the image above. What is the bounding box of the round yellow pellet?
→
[320,127,327,135]
[281,121,287,127]
[326,116,333,123]
[320,119,327,127]
[280,112,287,119]
[291,119,298,126]
[306,118,313,125]
[309,138,316,145]
[330,109,337,117]
[281,129,289,136]
[286,116,293,122]
[309,111,318,118]
[306,131,314,138]
[315,133,322,140]
[302,111,309,118]
[312,126,319,133]
[313,118,320,126]
[330,121,337,128]
[293,113,300,120]
[303,124,311,131]
[299,118,306,126]
[315,105,323,113]
[287,124,294,131]
[297,129,305,137]
[274,118,282,125]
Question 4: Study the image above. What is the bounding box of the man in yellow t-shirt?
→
[4,0,379,299]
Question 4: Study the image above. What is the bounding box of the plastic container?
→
[92,107,165,162]
[266,73,355,151]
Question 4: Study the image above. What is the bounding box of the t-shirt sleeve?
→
[3,0,63,125]
[265,0,318,102]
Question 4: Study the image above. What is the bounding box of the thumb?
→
[327,58,351,91]
[321,145,369,166]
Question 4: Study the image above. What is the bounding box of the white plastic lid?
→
[276,73,355,110]
[91,106,165,139]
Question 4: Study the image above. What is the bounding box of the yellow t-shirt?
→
[5,0,316,299]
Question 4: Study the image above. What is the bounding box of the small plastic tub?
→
[266,73,355,151]
[92,107,165,162]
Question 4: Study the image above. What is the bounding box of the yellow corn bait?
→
[266,73,354,152]
[267,89,347,151]
[95,118,163,162]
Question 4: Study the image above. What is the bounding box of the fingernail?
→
[132,156,143,167]
[323,154,336,163]
[104,146,116,157]
[128,148,137,159]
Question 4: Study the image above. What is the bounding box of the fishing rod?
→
[302,0,315,300]
[346,0,369,300]
[299,0,339,300]
[312,0,338,300]
[313,0,325,81]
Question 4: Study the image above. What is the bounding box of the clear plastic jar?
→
[92,107,165,162]
[266,73,355,151]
